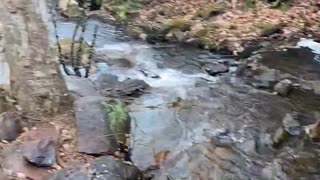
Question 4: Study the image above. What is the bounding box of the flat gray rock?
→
[74,96,118,154]
[63,76,100,99]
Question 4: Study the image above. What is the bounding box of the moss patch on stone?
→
[256,22,282,36]
[102,100,129,143]
[198,4,225,19]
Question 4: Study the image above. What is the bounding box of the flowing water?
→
[47,5,320,179]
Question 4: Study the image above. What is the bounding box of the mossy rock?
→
[198,4,225,19]
[110,0,143,21]
[257,22,282,36]
[54,38,91,65]
[195,29,209,38]
[273,127,291,147]
[244,0,257,8]
[127,25,144,38]
[164,19,192,32]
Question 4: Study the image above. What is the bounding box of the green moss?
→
[198,4,224,19]
[102,100,129,142]
[165,19,192,32]
[198,37,210,48]
[245,0,257,8]
[271,0,290,11]
[256,22,282,36]
[127,25,143,37]
[195,29,209,38]
[111,0,143,21]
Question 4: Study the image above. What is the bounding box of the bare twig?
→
[52,18,70,75]
[85,24,98,78]
[70,19,82,76]
[75,22,87,77]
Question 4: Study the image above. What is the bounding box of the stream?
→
[47,3,320,180]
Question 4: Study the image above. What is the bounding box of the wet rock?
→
[0,62,10,93]
[273,127,290,147]
[262,159,288,180]
[0,112,22,141]
[107,58,133,68]
[139,68,160,78]
[22,139,56,167]
[282,113,302,136]
[311,81,320,95]
[102,79,150,98]
[203,63,229,76]
[172,30,185,42]
[63,76,100,99]
[274,79,293,96]
[253,68,280,88]
[94,73,120,90]
[74,96,118,154]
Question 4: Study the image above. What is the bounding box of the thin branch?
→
[74,22,87,77]
[85,24,98,78]
[70,19,82,74]
[52,16,70,75]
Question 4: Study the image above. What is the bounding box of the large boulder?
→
[74,96,119,155]
[129,83,291,178]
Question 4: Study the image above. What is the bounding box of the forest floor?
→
[100,0,320,54]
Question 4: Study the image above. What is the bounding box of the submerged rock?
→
[203,63,229,76]
[74,96,119,155]
[274,79,293,96]
[273,127,290,147]
[94,73,120,90]
[102,79,150,98]
[282,113,302,136]
[0,112,22,141]
[253,68,280,88]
